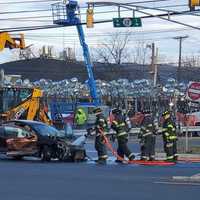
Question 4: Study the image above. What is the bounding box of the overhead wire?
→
[2,9,200,33]
[82,0,173,9]
[23,31,192,39]
[0,0,59,4]
[98,2,200,31]
[0,9,51,15]
[0,3,189,20]
[127,2,200,17]
[0,1,200,35]
[0,0,182,15]
[0,0,194,24]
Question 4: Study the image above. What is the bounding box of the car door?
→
[5,126,38,155]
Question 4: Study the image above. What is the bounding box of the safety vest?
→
[75,109,87,125]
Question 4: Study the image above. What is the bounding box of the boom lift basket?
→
[51,2,80,25]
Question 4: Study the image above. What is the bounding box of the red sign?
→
[187,82,200,102]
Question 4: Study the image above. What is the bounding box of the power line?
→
[25,34,174,41]
[0,9,51,15]
[134,3,200,17]
[1,3,200,33]
[23,32,184,40]
[0,9,195,32]
[0,15,51,21]
[84,0,173,9]
[0,0,59,5]
[0,4,188,21]
[0,4,187,16]
[102,2,200,31]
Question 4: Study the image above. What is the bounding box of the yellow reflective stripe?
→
[164,132,170,136]
[117,132,127,137]
[99,155,108,159]
[118,123,125,127]
[141,156,148,159]
[112,120,118,125]
[166,156,174,159]
[169,136,177,140]
[147,124,153,127]
[166,143,173,147]
[143,132,153,137]
[168,124,174,129]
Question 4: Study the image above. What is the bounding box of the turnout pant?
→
[164,140,177,159]
[117,136,133,159]
[95,136,107,160]
[141,135,156,159]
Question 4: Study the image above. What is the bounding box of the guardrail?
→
[62,126,200,136]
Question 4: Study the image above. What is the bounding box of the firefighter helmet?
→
[93,107,102,115]
[162,110,170,117]
[112,108,122,115]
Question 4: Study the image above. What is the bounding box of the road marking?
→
[154,181,200,186]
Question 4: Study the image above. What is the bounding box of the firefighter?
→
[162,111,178,161]
[138,111,156,161]
[93,107,108,164]
[111,108,135,162]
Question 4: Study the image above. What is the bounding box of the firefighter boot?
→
[128,153,135,161]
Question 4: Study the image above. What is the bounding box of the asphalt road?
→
[0,141,200,200]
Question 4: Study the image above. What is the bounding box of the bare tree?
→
[182,54,200,67]
[94,31,132,64]
[132,41,149,65]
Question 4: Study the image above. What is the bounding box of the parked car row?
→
[0,120,86,162]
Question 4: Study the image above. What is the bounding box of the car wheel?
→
[57,141,70,161]
[41,145,52,162]
[72,150,86,162]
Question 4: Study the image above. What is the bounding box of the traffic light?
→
[86,7,94,28]
[189,0,200,11]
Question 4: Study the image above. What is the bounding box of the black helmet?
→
[162,110,170,117]
[143,110,151,115]
[112,108,122,115]
[93,107,102,114]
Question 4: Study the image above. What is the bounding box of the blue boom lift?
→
[51,0,99,106]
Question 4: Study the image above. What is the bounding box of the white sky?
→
[0,0,200,63]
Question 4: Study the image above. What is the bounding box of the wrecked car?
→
[0,120,86,162]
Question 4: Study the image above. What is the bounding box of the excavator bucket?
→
[0,32,25,51]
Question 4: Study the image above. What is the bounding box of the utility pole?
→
[154,47,158,87]
[148,43,158,87]
[173,35,189,82]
